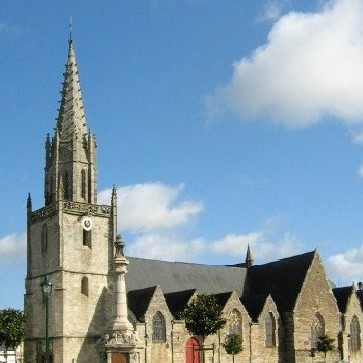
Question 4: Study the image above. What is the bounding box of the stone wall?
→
[293,253,340,363]
[143,286,173,363]
[341,289,363,363]
[250,295,279,363]
[25,206,112,363]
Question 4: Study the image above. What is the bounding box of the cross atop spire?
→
[69,16,73,44]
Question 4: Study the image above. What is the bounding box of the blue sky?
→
[2,0,363,309]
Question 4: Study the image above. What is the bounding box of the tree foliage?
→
[316,334,335,361]
[0,309,26,349]
[180,294,226,342]
[223,334,243,363]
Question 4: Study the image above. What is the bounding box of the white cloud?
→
[257,0,289,22]
[210,230,302,260]
[125,229,302,263]
[98,182,204,233]
[99,183,302,264]
[127,234,206,262]
[327,245,363,284]
[207,0,363,127]
[211,232,262,255]
[0,233,26,262]
[126,229,302,263]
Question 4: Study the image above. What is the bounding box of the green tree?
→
[316,334,335,362]
[0,308,26,352]
[180,294,226,363]
[223,333,243,363]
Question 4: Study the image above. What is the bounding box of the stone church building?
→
[24,38,363,363]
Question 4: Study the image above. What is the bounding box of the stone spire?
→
[246,244,254,268]
[56,38,87,142]
[44,37,97,206]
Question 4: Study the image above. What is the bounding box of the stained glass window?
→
[152,311,166,341]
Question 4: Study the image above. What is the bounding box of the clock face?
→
[81,216,93,231]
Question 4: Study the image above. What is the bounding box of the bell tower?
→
[24,37,117,363]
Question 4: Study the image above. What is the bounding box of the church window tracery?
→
[152,311,166,341]
[311,313,325,348]
[265,312,276,347]
[350,315,361,351]
[228,309,242,336]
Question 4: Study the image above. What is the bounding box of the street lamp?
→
[41,275,52,363]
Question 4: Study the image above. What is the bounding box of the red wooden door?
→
[185,337,200,363]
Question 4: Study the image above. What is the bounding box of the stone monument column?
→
[104,235,139,363]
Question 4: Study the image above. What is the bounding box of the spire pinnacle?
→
[246,244,254,268]
[69,16,73,44]
[27,193,32,213]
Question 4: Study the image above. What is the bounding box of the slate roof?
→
[242,251,316,321]
[125,251,318,323]
[164,290,196,317]
[127,286,157,322]
[333,286,353,313]
[126,257,247,296]
[214,291,234,307]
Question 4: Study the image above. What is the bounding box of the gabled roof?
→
[242,251,316,320]
[333,286,353,313]
[127,286,157,322]
[126,257,247,296]
[214,291,234,308]
[164,289,196,318]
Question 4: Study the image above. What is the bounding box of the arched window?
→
[81,170,86,199]
[152,311,166,341]
[265,312,276,347]
[41,224,48,252]
[83,229,92,248]
[350,315,361,351]
[228,309,242,336]
[81,276,89,296]
[311,313,325,348]
[63,170,69,200]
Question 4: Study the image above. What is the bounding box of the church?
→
[24,37,363,363]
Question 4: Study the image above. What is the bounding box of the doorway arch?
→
[185,337,200,363]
